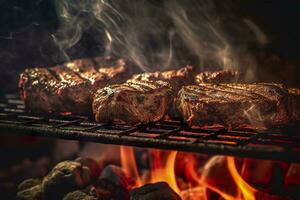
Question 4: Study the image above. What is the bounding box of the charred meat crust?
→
[19,57,131,114]
[132,66,194,119]
[195,70,242,84]
[177,83,291,129]
[92,79,172,125]
[132,66,194,92]
[288,88,300,122]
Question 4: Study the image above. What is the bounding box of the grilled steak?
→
[132,66,194,92]
[19,57,131,114]
[289,88,300,122]
[132,66,194,119]
[93,79,172,125]
[177,83,291,129]
[195,70,241,84]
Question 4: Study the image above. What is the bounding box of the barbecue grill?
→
[1,93,299,163]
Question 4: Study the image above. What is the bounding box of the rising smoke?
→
[52,0,267,78]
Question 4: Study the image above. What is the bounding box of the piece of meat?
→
[195,70,242,84]
[132,66,194,92]
[132,66,194,119]
[64,58,107,88]
[19,57,131,114]
[177,83,291,129]
[92,79,172,125]
[289,88,300,122]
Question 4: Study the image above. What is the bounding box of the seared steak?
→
[195,70,241,84]
[132,66,194,119]
[132,66,194,92]
[93,79,172,124]
[19,57,131,114]
[177,83,291,129]
[289,88,300,122]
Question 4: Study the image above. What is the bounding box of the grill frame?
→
[1,94,300,163]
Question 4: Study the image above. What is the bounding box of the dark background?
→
[0,1,300,198]
[0,0,300,92]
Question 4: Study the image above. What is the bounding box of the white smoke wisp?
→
[51,0,268,76]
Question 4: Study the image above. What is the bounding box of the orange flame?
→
[120,146,142,187]
[149,149,180,194]
[119,146,271,200]
[227,157,257,200]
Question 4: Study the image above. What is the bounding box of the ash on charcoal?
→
[17,184,43,200]
[18,178,41,191]
[129,182,182,200]
[41,161,91,200]
[63,190,97,200]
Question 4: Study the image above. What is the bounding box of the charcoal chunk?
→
[17,185,43,200]
[75,157,101,180]
[130,182,181,200]
[18,178,41,191]
[95,165,134,200]
[41,161,91,200]
[63,190,97,200]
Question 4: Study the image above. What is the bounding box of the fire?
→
[227,157,257,200]
[119,146,274,200]
[149,150,180,194]
[120,146,142,187]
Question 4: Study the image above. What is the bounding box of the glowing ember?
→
[117,146,296,200]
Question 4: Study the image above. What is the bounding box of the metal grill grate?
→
[1,94,300,163]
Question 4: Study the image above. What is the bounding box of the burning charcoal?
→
[129,182,181,200]
[63,190,97,200]
[17,185,43,200]
[41,161,91,200]
[18,178,41,191]
[94,165,134,200]
[75,157,101,180]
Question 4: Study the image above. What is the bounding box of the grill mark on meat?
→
[20,57,132,114]
[126,80,167,91]
[221,83,287,102]
[177,83,291,129]
[183,85,258,102]
[39,68,59,81]
[50,65,86,85]
[202,84,268,101]
[92,79,172,124]
[182,86,229,101]
[64,59,108,86]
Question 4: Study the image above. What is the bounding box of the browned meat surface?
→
[289,88,300,122]
[132,66,194,119]
[93,79,172,125]
[19,57,131,114]
[132,66,194,92]
[195,70,242,84]
[177,83,291,129]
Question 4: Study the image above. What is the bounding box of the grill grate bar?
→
[0,94,300,163]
